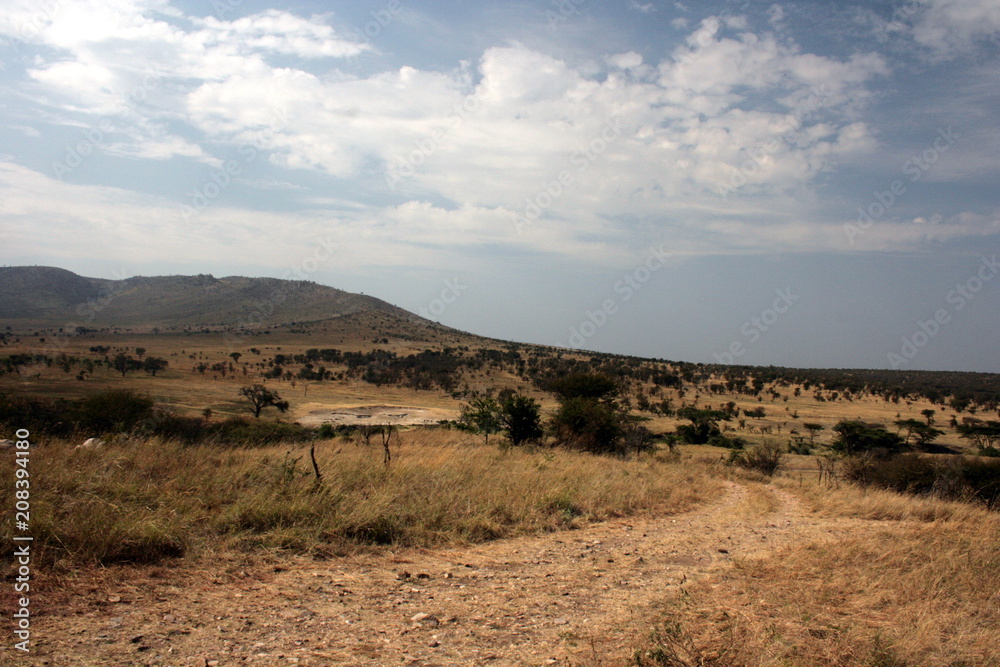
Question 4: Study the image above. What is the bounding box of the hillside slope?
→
[0,266,434,331]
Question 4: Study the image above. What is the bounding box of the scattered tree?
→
[142,357,168,376]
[498,390,543,446]
[460,396,503,446]
[803,423,823,445]
[111,353,141,377]
[831,420,906,456]
[238,384,289,418]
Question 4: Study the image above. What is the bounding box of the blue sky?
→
[1,0,998,371]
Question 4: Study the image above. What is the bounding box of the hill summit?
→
[0,266,434,333]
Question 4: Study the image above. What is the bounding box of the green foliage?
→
[674,408,730,445]
[498,391,543,446]
[238,383,289,418]
[957,421,1000,450]
[0,392,73,436]
[831,420,906,456]
[142,356,169,376]
[111,352,142,377]
[842,453,1000,509]
[547,372,619,401]
[552,396,624,454]
[706,434,747,449]
[460,396,503,445]
[75,389,155,434]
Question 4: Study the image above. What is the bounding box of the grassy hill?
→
[0,265,443,334]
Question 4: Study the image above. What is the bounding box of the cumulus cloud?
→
[2,1,994,263]
[913,0,1000,56]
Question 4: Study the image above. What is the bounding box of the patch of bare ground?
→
[10,480,879,666]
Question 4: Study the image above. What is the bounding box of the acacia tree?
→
[461,396,503,446]
[803,423,824,445]
[111,353,141,377]
[142,357,168,376]
[238,384,289,418]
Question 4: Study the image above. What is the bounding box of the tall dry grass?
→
[0,428,723,566]
[633,476,1000,667]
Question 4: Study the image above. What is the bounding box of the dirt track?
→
[21,482,871,666]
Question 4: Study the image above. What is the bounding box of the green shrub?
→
[208,417,313,447]
[74,389,155,434]
[843,453,1000,509]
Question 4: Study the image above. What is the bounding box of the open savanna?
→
[2,329,998,665]
[0,328,980,454]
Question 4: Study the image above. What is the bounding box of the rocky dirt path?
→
[23,481,872,666]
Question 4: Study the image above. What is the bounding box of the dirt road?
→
[22,482,870,666]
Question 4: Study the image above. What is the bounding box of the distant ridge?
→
[0,266,436,332]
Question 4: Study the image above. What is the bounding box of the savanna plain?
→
[1,321,999,667]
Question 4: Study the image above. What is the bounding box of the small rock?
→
[107,595,122,603]
[416,573,431,579]
[163,614,177,623]
[718,549,730,554]
[410,613,439,627]
[553,617,569,625]
[397,571,411,580]
[428,638,440,647]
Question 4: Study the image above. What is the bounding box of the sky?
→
[0,0,998,372]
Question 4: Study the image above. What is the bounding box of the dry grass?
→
[779,475,986,523]
[633,477,1000,667]
[0,428,722,568]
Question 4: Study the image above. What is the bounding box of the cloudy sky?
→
[1,0,998,371]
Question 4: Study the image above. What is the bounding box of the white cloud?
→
[913,0,1000,57]
[5,3,993,262]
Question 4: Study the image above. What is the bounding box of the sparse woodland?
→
[2,326,999,664]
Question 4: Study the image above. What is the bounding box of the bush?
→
[74,389,155,434]
[0,393,73,436]
[832,420,906,456]
[207,417,313,447]
[706,434,747,449]
[727,441,784,476]
[842,453,1000,508]
[551,396,623,454]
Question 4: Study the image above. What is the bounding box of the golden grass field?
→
[1,330,998,665]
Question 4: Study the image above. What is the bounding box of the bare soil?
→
[7,480,887,667]
[297,405,457,427]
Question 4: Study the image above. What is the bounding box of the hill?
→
[0,266,445,335]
